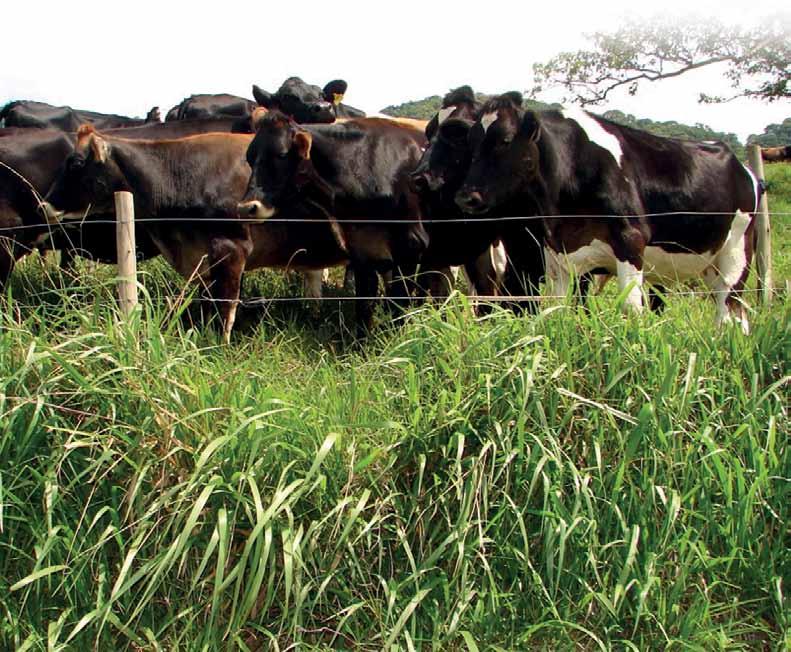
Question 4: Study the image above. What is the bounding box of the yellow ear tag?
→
[333,93,344,106]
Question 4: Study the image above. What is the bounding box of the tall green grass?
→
[0,166,789,649]
[0,261,788,649]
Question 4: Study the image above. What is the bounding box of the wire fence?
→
[3,210,791,234]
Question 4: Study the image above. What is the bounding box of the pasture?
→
[0,167,789,650]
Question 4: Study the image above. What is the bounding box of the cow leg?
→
[648,285,666,313]
[707,210,753,334]
[353,265,379,336]
[544,246,570,299]
[610,219,647,313]
[386,262,417,317]
[342,266,355,292]
[303,270,323,317]
[208,236,250,344]
[418,265,454,302]
[0,240,16,290]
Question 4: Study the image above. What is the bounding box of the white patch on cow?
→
[616,259,644,312]
[480,112,498,134]
[740,162,760,213]
[490,241,508,283]
[437,106,456,125]
[705,211,751,334]
[562,238,616,275]
[561,106,623,168]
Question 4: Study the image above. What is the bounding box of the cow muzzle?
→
[454,189,488,215]
[39,201,65,224]
[237,200,276,220]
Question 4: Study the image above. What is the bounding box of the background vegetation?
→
[0,167,788,650]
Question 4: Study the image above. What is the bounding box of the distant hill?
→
[380,94,560,121]
[381,95,747,158]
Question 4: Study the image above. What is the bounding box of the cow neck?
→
[300,126,340,188]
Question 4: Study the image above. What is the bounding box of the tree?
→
[747,117,791,146]
[532,15,791,106]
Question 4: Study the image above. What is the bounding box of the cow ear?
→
[77,124,109,163]
[293,130,312,159]
[253,84,277,109]
[89,133,110,163]
[521,111,541,143]
[323,79,348,105]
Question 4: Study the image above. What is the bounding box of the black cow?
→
[0,100,160,131]
[411,86,547,308]
[455,92,761,330]
[41,127,381,340]
[0,118,256,286]
[238,111,429,333]
[0,128,75,285]
[164,94,256,122]
[252,77,365,124]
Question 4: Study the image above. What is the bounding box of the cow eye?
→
[70,157,85,170]
[278,151,289,159]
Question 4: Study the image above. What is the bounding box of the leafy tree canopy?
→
[532,15,791,106]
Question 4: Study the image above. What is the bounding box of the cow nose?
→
[455,190,485,213]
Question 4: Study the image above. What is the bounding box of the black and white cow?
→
[455,93,761,331]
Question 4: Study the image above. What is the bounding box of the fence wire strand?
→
[2,210,791,234]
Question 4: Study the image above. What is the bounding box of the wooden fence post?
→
[114,191,138,317]
[747,144,773,304]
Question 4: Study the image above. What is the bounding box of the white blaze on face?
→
[437,106,457,125]
[480,112,498,134]
[561,106,623,168]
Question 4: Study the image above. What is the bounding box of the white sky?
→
[1,0,788,141]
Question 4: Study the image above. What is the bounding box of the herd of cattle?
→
[0,76,774,340]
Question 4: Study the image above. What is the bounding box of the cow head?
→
[455,92,541,215]
[410,86,480,198]
[252,76,348,124]
[43,125,127,221]
[238,110,327,219]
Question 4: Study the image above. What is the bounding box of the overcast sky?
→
[2,0,788,141]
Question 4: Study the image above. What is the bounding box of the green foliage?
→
[0,173,788,649]
[0,207,789,649]
[381,95,443,120]
[381,94,559,119]
[748,117,791,147]
[532,15,791,105]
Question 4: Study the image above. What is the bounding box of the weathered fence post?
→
[747,144,773,304]
[114,191,138,317]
